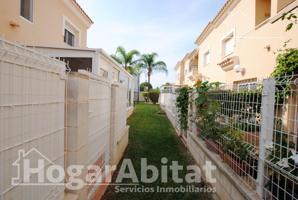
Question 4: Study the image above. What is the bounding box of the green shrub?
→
[271,48,298,100]
[236,122,260,132]
[148,90,160,104]
[176,87,189,131]
[195,81,222,139]
[140,82,153,92]
[223,129,249,161]
[142,92,149,102]
[272,48,298,77]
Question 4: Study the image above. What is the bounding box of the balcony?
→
[218,56,239,72]
[186,65,199,81]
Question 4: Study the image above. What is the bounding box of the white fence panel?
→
[0,38,66,200]
[110,83,129,165]
[88,72,112,170]
[160,92,179,132]
[65,70,112,199]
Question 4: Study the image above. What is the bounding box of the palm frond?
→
[116,46,126,57]
[110,55,123,64]
[126,50,140,65]
[153,61,168,74]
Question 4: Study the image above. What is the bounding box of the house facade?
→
[0,0,93,47]
[177,0,298,87]
[175,49,199,86]
[175,61,185,85]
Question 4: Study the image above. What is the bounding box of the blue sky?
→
[77,0,226,87]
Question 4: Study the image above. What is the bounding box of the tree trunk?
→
[148,73,151,84]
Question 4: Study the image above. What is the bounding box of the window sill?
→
[222,52,234,60]
[271,1,298,23]
[20,16,33,24]
[254,18,270,30]
[64,42,75,47]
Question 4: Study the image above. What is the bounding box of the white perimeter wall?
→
[65,70,130,199]
[160,92,179,131]
[0,38,133,200]
[0,39,66,200]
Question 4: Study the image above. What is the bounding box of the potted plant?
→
[203,124,226,159]
[265,167,298,200]
[194,81,226,158]
[265,128,298,199]
[223,129,250,176]
[236,121,260,147]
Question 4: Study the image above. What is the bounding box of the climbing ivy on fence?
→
[194,81,251,160]
[176,87,190,131]
[271,48,298,101]
[194,81,222,140]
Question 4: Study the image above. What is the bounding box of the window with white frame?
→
[64,29,74,46]
[63,18,80,47]
[234,78,258,91]
[203,51,210,66]
[238,82,257,90]
[222,33,234,57]
[20,0,33,22]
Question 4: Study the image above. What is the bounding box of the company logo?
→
[12,148,217,192]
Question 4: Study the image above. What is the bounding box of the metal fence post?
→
[256,78,276,197]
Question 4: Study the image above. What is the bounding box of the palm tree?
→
[111,46,140,75]
[139,53,167,84]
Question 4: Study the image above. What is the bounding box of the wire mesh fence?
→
[195,81,263,191]
[160,76,298,199]
[262,75,298,200]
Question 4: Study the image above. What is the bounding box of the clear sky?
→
[77,0,226,88]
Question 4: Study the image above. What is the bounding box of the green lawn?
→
[102,104,213,200]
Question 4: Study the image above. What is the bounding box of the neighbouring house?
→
[29,46,135,114]
[175,61,184,85]
[175,49,200,86]
[0,0,93,48]
[176,0,298,88]
[0,0,134,115]
[0,0,134,113]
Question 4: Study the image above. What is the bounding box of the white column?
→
[256,78,276,197]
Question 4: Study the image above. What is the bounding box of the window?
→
[63,17,80,47]
[20,0,33,22]
[203,51,210,66]
[238,82,257,90]
[255,0,271,26]
[277,0,295,12]
[222,33,234,57]
[234,78,258,91]
[64,29,75,46]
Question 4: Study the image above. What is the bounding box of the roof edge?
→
[70,0,94,25]
[195,0,239,45]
